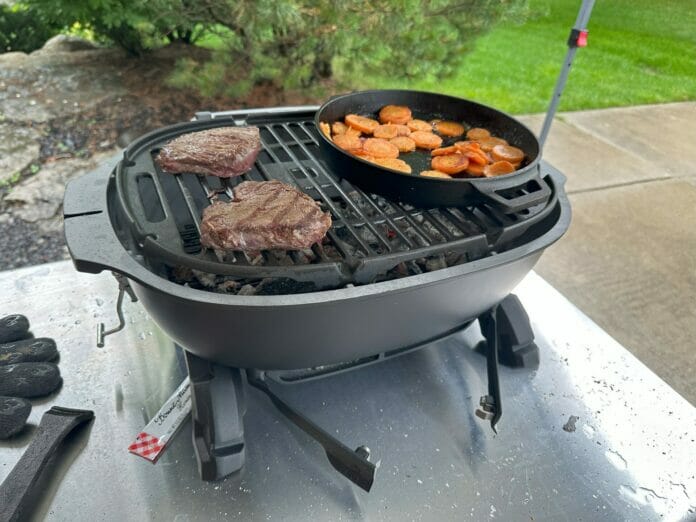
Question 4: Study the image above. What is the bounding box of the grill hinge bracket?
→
[97,272,138,347]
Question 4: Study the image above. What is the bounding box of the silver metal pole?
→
[538,0,596,148]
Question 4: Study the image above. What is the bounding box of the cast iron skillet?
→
[315,90,551,213]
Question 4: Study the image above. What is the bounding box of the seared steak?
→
[156,126,261,178]
[200,180,332,251]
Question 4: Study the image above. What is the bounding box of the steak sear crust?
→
[156,126,261,178]
[200,180,332,251]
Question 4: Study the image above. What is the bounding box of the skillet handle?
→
[471,169,552,214]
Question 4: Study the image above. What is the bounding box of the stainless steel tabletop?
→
[0,261,694,521]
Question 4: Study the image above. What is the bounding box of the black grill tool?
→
[0,406,94,522]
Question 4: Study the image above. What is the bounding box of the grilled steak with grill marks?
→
[200,180,332,251]
[156,126,261,178]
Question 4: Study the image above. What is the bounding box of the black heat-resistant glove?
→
[0,338,58,366]
[0,315,31,344]
[0,363,62,398]
[0,315,62,439]
[0,397,31,439]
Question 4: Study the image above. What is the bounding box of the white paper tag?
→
[128,377,191,463]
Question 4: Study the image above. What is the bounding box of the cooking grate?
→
[114,109,558,290]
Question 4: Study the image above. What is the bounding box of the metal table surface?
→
[0,261,694,521]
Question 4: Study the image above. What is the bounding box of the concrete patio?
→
[519,102,696,405]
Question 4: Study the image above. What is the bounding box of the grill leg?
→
[475,294,539,369]
[476,306,503,432]
[247,370,378,492]
[474,294,538,432]
[185,351,246,481]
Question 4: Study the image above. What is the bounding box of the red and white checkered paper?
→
[128,377,191,463]
[128,432,167,462]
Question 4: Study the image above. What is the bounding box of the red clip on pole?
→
[568,28,589,47]
[577,30,588,47]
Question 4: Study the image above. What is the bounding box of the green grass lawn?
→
[360,0,696,114]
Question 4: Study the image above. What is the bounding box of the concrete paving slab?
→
[561,102,696,178]
[518,115,667,193]
[534,179,696,404]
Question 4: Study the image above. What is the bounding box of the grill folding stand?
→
[185,293,538,490]
[78,0,593,491]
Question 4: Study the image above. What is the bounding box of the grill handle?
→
[64,155,147,279]
[470,167,552,214]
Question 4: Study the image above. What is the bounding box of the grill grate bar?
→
[220,177,236,200]
[279,123,396,253]
[198,175,219,200]
[300,127,422,248]
[173,176,202,233]
[438,208,480,235]
[477,204,512,228]
[363,194,436,247]
[448,207,487,232]
[417,209,457,242]
[261,124,378,256]
[341,184,418,248]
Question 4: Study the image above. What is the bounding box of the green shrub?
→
[0,3,63,53]
[24,0,207,55]
[22,0,528,96]
[169,0,529,97]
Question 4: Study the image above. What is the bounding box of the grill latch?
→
[97,272,138,348]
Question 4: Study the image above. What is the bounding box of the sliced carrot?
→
[421,170,452,179]
[466,127,491,140]
[465,163,486,177]
[431,146,460,157]
[345,114,379,134]
[483,160,516,177]
[454,140,481,152]
[390,136,416,153]
[463,150,489,166]
[379,105,412,125]
[432,154,469,175]
[332,121,348,135]
[345,126,362,138]
[410,131,443,150]
[363,137,400,159]
[352,148,372,157]
[434,120,465,137]
[407,119,433,132]
[491,144,525,164]
[333,133,363,153]
[367,157,412,174]
[319,121,331,139]
[373,124,399,139]
[393,124,411,136]
[476,136,508,152]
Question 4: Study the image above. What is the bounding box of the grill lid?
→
[113,110,560,290]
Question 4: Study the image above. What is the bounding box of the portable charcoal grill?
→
[61,0,594,494]
[63,104,570,489]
